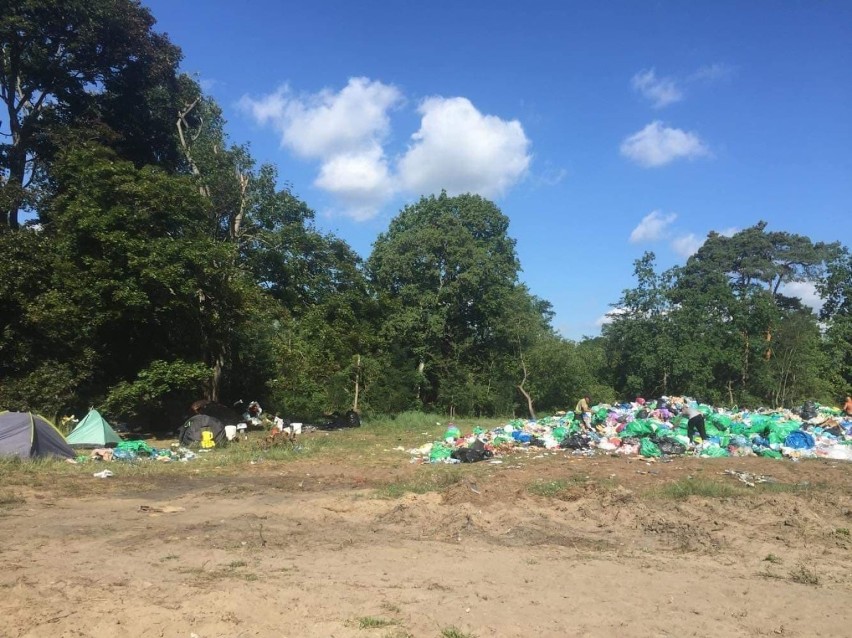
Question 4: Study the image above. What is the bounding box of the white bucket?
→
[291,422,303,435]
[224,425,237,441]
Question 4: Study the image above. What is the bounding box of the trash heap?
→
[80,440,200,464]
[409,399,852,464]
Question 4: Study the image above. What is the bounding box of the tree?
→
[0,0,182,230]
[368,192,522,412]
[0,141,250,423]
[603,252,679,399]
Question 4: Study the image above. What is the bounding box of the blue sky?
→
[145,0,851,338]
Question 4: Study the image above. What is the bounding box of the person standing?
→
[843,395,852,417]
[575,395,591,430]
[684,403,708,442]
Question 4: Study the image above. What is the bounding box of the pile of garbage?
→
[409,399,852,464]
[80,440,200,464]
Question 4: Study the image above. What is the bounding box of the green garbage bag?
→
[768,422,799,445]
[700,445,730,457]
[593,408,608,423]
[552,426,567,440]
[729,422,747,435]
[759,448,783,459]
[429,442,453,462]
[623,419,656,438]
[698,404,712,416]
[705,423,723,438]
[116,440,154,456]
[710,414,733,430]
[640,438,662,457]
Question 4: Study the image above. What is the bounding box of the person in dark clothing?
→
[684,404,708,442]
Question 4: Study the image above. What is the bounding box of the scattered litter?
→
[138,505,185,514]
[723,469,777,487]
[93,470,114,478]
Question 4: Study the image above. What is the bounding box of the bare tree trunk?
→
[176,97,211,198]
[352,355,361,412]
[517,349,536,420]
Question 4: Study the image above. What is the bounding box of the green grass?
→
[376,468,464,498]
[651,477,822,501]
[441,628,476,638]
[763,553,782,564]
[357,616,396,629]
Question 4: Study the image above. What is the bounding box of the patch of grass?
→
[376,468,463,498]
[380,602,401,614]
[835,527,850,537]
[652,478,743,500]
[788,564,820,586]
[159,554,179,562]
[228,560,247,568]
[763,553,782,564]
[441,628,476,638]
[0,490,26,509]
[357,616,395,629]
[528,479,571,497]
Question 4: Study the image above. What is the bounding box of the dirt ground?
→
[2,444,852,638]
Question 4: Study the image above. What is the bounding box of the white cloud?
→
[397,96,531,198]
[595,307,627,327]
[239,77,402,158]
[313,145,395,221]
[631,69,683,108]
[719,226,739,237]
[672,233,704,258]
[241,81,532,220]
[620,121,710,168]
[240,78,403,220]
[779,281,824,313]
[629,210,677,243]
[690,63,734,83]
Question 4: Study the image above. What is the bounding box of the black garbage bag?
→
[451,439,493,463]
[652,435,686,455]
[799,401,818,421]
[560,433,592,450]
[529,436,547,448]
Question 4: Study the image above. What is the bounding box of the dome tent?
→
[0,411,75,459]
[66,408,123,447]
[178,414,226,447]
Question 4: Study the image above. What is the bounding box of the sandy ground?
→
[2,450,852,638]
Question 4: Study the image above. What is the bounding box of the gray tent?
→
[0,411,76,459]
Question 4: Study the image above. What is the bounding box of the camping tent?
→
[178,414,226,446]
[66,409,122,447]
[0,411,75,459]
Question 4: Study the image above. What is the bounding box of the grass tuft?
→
[763,553,782,564]
[441,628,476,638]
[788,564,820,586]
[376,469,463,498]
[357,616,395,629]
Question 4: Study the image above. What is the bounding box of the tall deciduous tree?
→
[368,192,526,412]
[0,0,182,230]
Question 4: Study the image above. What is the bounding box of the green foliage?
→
[103,360,210,424]
[0,0,184,229]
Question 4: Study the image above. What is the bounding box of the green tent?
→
[66,409,122,447]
